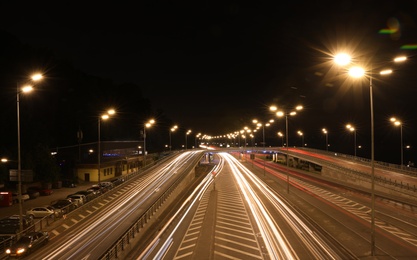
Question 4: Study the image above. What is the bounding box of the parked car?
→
[5,231,49,257]
[27,186,53,196]
[66,194,85,207]
[11,193,30,204]
[100,181,114,190]
[26,190,40,199]
[111,177,125,186]
[89,185,103,194]
[50,199,76,214]
[26,206,60,219]
[74,190,96,202]
[0,215,34,235]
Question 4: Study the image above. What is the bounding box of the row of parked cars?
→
[2,179,123,258]
[26,181,117,219]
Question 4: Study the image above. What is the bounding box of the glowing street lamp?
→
[143,119,155,166]
[390,117,403,169]
[297,130,304,147]
[322,128,328,151]
[346,124,357,158]
[270,104,303,193]
[277,132,284,147]
[98,109,116,185]
[253,119,273,176]
[169,125,178,151]
[253,119,274,149]
[195,133,201,149]
[16,73,43,234]
[185,129,192,150]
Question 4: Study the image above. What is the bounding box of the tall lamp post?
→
[334,52,406,256]
[252,119,273,150]
[195,133,201,148]
[253,119,272,176]
[297,130,304,147]
[185,129,191,150]
[17,73,43,234]
[346,124,357,158]
[322,128,328,151]
[98,109,115,185]
[270,105,303,193]
[169,125,178,151]
[143,119,155,167]
[277,132,284,147]
[390,117,403,170]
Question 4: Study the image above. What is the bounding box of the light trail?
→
[42,151,201,259]
[138,157,225,259]
[219,152,340,259]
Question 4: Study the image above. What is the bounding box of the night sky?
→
[1,1,417,165]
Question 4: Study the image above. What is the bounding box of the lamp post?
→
[346,124,357,158]
[16,73,43,234]
[277,132,284,147]
[297,130,304,147]
[390,117,403,169]
[169,125,178,151]
[185,129,191,150]
[98,109,115,185]
[322,128,328,151]
[252,119,273,150]
[270,105,303,193]
[143,119,155,166]
[334,52,406,256]
[253,119,272,176]
[195,133,201,149]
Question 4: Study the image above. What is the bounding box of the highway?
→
[130,149,417,259]
[25,150,203,260]
[3,148,417,259]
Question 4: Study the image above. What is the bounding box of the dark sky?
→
[1,1,417,164]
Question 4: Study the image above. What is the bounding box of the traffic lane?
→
[33,151,202,259]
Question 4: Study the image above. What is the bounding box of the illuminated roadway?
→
[28,151,203,260]
[20,148,417,259]
[131,149,417,259]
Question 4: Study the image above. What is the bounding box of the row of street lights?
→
[227,51,408,257]
[334,52,407,256]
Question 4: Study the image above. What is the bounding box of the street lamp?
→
[16,73,43,234]
[334,52,406,256]
[169,125,178,151]
[390,117,403,169]
[322,128,328,151]
[252,119,273,150]
[297,130,304,147]
[346,124,357,158]
[98,109,115,185]
[185,129,191,150]
[270,104,303,193]
[277,132,284,147]
[195,133,201,149]
[143,119,155,166]
[253,119,273,176]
